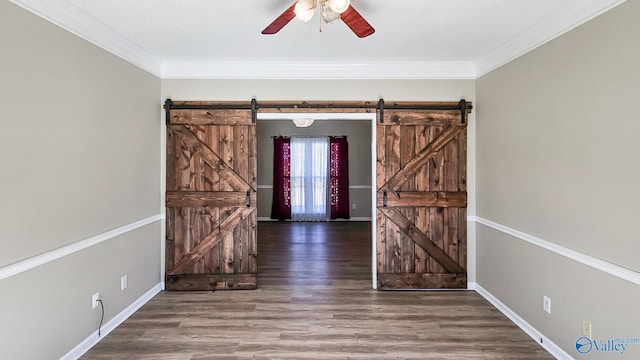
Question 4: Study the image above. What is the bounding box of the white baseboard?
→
[61,283,162,360]
[474,284,573,360]
[332,217,372,221]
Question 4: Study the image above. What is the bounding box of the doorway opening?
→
[256,112,378,288]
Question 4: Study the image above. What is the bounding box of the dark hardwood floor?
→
[82,222,552,359]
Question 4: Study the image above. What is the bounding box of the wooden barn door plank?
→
[399,125,416,275]
[427,125,446,275]
[247,124,258,274]
[457,129,468,271]
[204,125,221,277]
[384,125,401,275]
[414,125,429,275]
[166,104,257,291]
[376,191,467,208]
[376,106,469,290]
[233,124,250,274]
[219,124,236,276]
[166,191,256,208]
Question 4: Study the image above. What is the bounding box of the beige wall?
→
[476,0,640,357]
[0,2,161,359]
[161,78,477,282]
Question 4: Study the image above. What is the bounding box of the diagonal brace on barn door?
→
[169,125,256,192]
[167,207,255,275]
[378,207,464,274]
[378,125,464,192]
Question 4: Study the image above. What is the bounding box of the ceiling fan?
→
[262,0,375,38]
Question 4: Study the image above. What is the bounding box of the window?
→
[290,137,329,221]
[271,136,350,221]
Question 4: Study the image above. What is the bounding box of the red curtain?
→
[270,136,291,220]
[330,136,350,219]
[271,136,350,220]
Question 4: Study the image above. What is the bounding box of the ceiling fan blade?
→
[262,2,297,35]
[340,5,375,38]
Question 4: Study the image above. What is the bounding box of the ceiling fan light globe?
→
[328,0,350,14]
[298,0,318,11]
[321,6,340,24]
[294,2,315,22]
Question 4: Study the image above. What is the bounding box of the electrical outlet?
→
[583,320,592,338]
[543,295,551,314]
[352,203,356,209]
[92,293,100,309]
[121,275,128,290]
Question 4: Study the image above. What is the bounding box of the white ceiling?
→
[11,0,625,79]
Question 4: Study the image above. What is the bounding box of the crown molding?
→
[10,0,626,80]
[161,61,477,80]
[8,0,163,76]
[475,0,626,77]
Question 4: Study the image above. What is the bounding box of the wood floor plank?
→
[82,222,552,360]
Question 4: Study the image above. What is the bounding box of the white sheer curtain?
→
[290,136,330,222]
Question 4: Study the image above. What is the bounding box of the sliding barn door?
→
[376,106,468,289]
[166,103,257,290]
